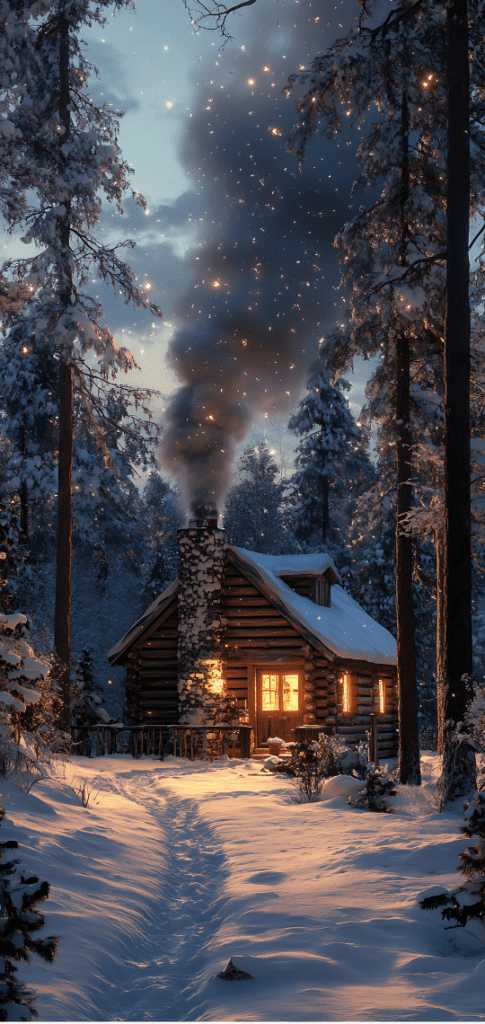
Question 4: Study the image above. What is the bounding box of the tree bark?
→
[396,90,421,785]
[440,0,476,807]
[435,524,445,754]
[396,332,421,784]
[53,5,73,743]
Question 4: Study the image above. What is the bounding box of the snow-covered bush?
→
[0,798,57,1020]
[349,765,397,813]
[420,791,485,936]
[0,612,50,776]
[281,734,362,802]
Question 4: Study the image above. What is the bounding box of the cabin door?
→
[256,669,304,747]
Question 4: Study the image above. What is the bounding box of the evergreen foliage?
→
[223,442,292,554]
[0,799,57,1020]
[71,647,112,728]
[349,765,398,813]
[140,472,182,604]
[420,791,485,933]
[287,348,375,549]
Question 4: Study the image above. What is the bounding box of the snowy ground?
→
[1,752,485,1022]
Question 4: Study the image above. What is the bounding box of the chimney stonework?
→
[177,522,232,726]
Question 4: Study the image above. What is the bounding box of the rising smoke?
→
[159,0,362,516]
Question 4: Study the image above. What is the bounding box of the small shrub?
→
[349,764,397,813]
[281,734,365,802]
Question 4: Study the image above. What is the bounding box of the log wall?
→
[124,557,398,755]
[125,605,179,724]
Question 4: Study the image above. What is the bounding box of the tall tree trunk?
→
[435,524,445,754]
[396,91,421,785]
[440,0,476,807]
[53,6,73,743]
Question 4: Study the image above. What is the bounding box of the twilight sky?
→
[5,0,379,503]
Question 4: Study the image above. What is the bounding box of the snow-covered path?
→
[112,779,229,1021]
[2,753,485,1021]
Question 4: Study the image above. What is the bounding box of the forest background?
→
[1,0,485,780]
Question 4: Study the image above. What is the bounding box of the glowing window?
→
[342,674,351,713]
[379,678,386,714]
[262,674,279,711]
[282,674,299,711]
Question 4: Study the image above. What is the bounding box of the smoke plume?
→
[160,0,361,515]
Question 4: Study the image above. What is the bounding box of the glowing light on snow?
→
[270,127,282,136]
[165,100,174,109]
[144,282,152,290]
[248,79,255,85]
[212,280,220,288]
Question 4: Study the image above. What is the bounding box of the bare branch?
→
[182,0,260,39]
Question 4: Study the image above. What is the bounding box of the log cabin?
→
[107,517,398,758]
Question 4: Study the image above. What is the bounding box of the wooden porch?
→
[71,724,254,760]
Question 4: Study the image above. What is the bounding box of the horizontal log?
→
[141,644,178,654]
[357,676,372,682]
[224,636,304,648]
[224,597,273,608]
[225,628,301,640]
[225,619,291,630]
[336,725,367,734]
[137,657,178,667]
[139,660,178,670]
[223,585,262,596]
[224,607,287,619]
[224,649,304,661]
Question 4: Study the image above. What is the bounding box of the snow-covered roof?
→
[248,550,342,583]
[107,579,178,665]
[108,548,396,668]
[228,548,396,666]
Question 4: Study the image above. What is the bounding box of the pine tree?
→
[288,347,374,550]
[420,790,485,933]
[140,472,181,604]
[0,0,163,741]
[285,0,485,792]
[0,798,57,1020]
[223,441,291,554]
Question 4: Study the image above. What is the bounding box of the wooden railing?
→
[71,724,253,760]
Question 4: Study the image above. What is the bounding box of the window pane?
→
[262,674,279,711]
[282,674,299,711]
[379,678,385,714]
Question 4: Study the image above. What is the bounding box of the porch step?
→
[251,748,292,761]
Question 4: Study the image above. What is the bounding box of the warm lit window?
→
[261,674,279,711]
[342,673,351,713]
[282,674,299,711]
[261,673,299,711]
[379,678,386,714]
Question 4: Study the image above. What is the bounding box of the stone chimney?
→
[177,518,228,726]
